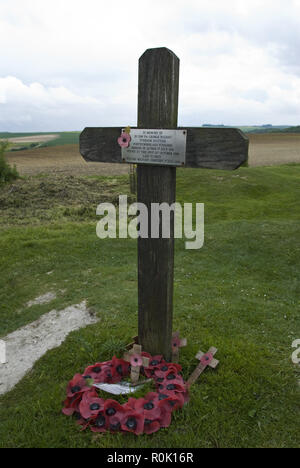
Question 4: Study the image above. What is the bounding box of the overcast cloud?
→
[0,0,300,131]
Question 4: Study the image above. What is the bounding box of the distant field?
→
[0,132,80,148]
[3,132,300,176]
[249,133,300,166]
[3,134,59,144]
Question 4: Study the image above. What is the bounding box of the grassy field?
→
[0,131,80,147]
[0,161,299,448]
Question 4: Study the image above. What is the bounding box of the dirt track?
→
[5,134,300,176]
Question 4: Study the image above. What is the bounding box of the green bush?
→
[0,141,19,183]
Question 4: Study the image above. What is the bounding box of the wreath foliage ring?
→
[62,352,189,435]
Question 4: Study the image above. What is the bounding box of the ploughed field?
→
[5,144,129,177]
[4,133,300,176]
[249,133,300,167]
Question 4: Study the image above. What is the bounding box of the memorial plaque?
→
[122,129,187,166]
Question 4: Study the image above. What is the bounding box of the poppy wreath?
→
[62,352,189,435]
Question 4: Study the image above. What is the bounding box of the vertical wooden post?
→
[137,48,180,361]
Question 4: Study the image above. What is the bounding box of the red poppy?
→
[90,411,108,433]
[144,355,165,377]
[156,378,186,395]
[143,419,161,435]
[121,410,144,435]
[66,373,92,398]
[63,387,97,416]
[90,399,127,433]
[63,374,95,415]
[104,399,127,427]
[167,391,185,410]
[79,391,105,420]
[74,412,90,429]
[118,132,131,148]
[102,364,120,384]
[128,393,173,433]
[111,356,130,378]
[131,393,162,420]
[62,395,81,416]
[130,354,143,367]
[83,363,106,381]
[158,407,172,428]
[84,360,121,384]
[108,416,123,433]
[172,333,187,351]
[172,334,181,350]
[200,352,213,367]
[162,363,182,373]
[150,391,177,415]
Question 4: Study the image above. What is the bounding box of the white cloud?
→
[0,76,100,107]
[0,0,300,130]
[0,76,108,130]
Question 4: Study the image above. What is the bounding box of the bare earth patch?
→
[5,144,129,176]
[0,301,98,395]
[248,133,300,166]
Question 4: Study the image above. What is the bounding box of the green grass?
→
[0,141,19,183]
[0,165,299,448]
[238,126,290,133]
[39,132,80,147]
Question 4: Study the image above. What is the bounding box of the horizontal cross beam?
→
[80,127,249,170]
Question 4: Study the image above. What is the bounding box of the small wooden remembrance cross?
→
[80,48,249,362]
[123,344,150,384]
[187,347,219,387]
[172,331,187,364]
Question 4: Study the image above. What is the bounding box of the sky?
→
[0,0,300,131]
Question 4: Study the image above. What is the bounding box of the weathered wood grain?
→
[137,48,179,361]
[80,127,249,170]
[184,127,249,170]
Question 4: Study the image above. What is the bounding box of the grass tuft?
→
[0,141,19,184]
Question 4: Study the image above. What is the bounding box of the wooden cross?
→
[172,331,187,363]
[186,347,219,386]
[80,47,249,361]
[123,344,150,384]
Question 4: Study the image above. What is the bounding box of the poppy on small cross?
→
[171,332,187,363]
[186,347,219,387]
[123,344,150,384]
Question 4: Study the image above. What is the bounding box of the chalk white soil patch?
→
[0,301,98,395]
[26,292,57,307]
